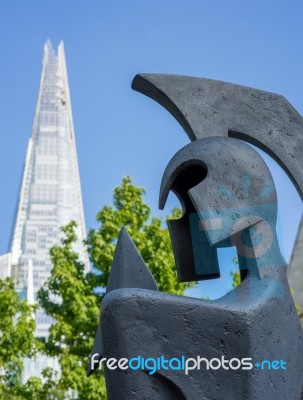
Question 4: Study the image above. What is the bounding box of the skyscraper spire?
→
[8,40,89,339]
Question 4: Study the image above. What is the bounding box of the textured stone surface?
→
[106,227,158,294]
[132,74,303,200]
[102,283,302,399]
[88,227,158,376]
[159,137,280,282]
[89,75,303,399]
[97,138,303,399]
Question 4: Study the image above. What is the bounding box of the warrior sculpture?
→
[88,74,303,399]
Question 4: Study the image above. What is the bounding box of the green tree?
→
[87,176,188,295]
[0,277,40,398]
[38,176,191,399]
[38,222,106,400]
[230,270,241,289]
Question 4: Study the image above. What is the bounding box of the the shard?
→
[1,40,89,341]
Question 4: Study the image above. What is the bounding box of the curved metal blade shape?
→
[132,74,303,200]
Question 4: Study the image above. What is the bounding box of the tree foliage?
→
[87,176,189,295]
[0,277,41,398]
[38,222,105,400]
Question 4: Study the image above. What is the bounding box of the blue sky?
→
[0,0,302,298]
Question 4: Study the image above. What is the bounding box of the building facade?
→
[1,40,88,348]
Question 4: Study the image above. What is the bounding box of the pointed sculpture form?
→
[88,227,157,375]
[106,227,158,294]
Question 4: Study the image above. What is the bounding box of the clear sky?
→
[0,0,302,298]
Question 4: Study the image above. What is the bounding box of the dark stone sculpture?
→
[132,74,303,200]
[88,75,303,399]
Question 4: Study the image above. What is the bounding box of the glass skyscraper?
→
[1,40,89,342]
